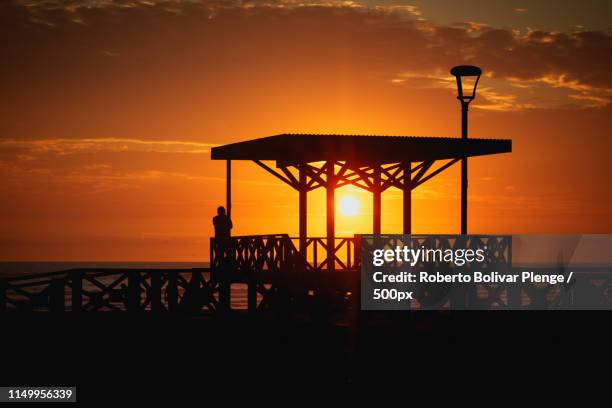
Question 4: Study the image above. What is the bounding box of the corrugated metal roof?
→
[211,133,511,165]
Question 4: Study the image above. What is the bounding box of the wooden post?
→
[70,271,82,312]
[226,159,232,219]
[326,161,335,273]
[211,237,230,313]
[248,272,257,314]
[151,271,162,312]
[219,277,231,313]
[127,271,140,312]
[403,161,412,234]
[373,165,381,235]
[167,272,178,312]
[224,161,233,314]
[49,279,65,313]
[506,239,519,306]
[0,280,6,312]
[299,164,307,259]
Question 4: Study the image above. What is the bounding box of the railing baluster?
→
[70,271,82,313]
[49,278,65,312]
[347,239,352,269]
[0,280,6,312]
[151,270,162,312]
[167,271,178,312]
[127,270,140,312]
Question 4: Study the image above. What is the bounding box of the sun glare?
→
[339,195,360,217]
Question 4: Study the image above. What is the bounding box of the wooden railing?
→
[210,234,300,312]
[0,268,214,313]
[210,234,295,275]
[2,234,611,312]
[210,234,358,273]
[289,236,358,272]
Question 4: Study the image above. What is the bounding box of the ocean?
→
[0,262,209,278]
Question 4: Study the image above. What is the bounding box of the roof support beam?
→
[280,166,299,187]
[253,160,299,190]
[412,158,461,188]
[410,160,434,188]
[305,163,326,191]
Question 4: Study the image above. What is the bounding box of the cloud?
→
[373,4,421,17]
[0,138,216,155]
[474,86,537,111]
[16,0,196,11]
[0,137,216,194]
[3,0,612,113]
[0,158,278,195]
[503,74,612,109]
[0,136,286,196]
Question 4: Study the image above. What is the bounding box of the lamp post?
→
[450,65,481,235]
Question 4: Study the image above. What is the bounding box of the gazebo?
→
[211,133,511,277]
[0,133,513,315]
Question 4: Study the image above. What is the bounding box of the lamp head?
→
[450,65,482,103]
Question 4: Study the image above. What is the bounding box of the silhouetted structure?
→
[0,134,526,314]
[3,261,612,313]
[212,133,510,265]
[206,133,512,312]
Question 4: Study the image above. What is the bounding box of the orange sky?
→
[1,1,611,261]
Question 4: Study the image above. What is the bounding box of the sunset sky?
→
[1,0,611,261]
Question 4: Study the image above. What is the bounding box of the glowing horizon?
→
[1,1,611,261]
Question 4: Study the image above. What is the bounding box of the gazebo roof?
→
[211,133,511,166]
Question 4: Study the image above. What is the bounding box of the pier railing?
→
[209,234,358,274]
[3,234,612,312]
[0,268,214,313]
[289,237,358,272]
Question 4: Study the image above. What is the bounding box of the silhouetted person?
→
[213,206,232,259]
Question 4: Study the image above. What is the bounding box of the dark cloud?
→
[2,1,610,94]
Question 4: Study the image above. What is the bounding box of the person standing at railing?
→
[213,206,233,259]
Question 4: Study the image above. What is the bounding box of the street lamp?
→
[450,65,482,234]
[451,65,482,107]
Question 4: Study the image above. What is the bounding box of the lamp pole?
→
[450,65,481,235]
[461,99,468,235]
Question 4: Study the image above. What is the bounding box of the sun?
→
[339,195,360,216]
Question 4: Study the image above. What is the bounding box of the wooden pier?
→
[0,233,360,315]
[2,234,611,313]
